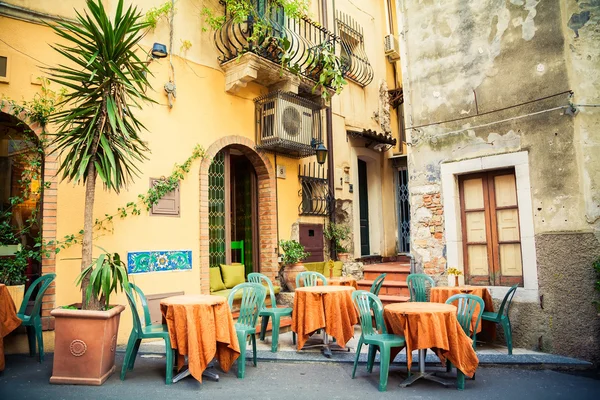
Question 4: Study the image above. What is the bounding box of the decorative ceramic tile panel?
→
[127,250,192,274]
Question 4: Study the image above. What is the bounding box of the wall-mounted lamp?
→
[151,43,168,59]
[311,138,328,165]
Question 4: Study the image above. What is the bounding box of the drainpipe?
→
[326,106,335,261]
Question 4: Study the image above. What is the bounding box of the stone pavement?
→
[1,352,598,400]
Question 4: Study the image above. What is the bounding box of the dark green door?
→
[358,159,370,256]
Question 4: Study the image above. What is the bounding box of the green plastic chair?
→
[481,284,518,355]
[121,283,175,385]
[16,273,56,362]
[247,273,296,352]
[351,290,405,392]
[445,293,485,390]
[296,271,327,288]
[231,240,244,265]
[370,273,387,296]
[228,282,267,378]
[406,273,435,302]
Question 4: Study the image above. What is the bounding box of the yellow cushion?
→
[220,264,246,289]
[333,261,343,277]
[209,267,226,292]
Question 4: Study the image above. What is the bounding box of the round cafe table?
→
[322,276,358,290]
[384,302,479,387]
[160,294,240,383]
[0,284,22,372]
[292,285,358,358]
[430,286,495,337]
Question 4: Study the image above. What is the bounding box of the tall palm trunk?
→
[80,160,102,310]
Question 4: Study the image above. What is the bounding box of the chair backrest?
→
[296,271,327,288]
[446,293,485,343]
[125,283,152,333]
[370,273,387,296]
[18,273,56,317]
[497,284,518,319]
[406,273,435,302]
[231,240,245,265]
[352,290,387,337]
[228,283,266,328]
[247,272,277,308]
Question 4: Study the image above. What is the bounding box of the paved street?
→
[1,353,598,400]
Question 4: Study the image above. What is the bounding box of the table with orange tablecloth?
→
[323,277,358,290]
[292,286,358,356]
[0,284,22,372]
[160,294,240,383]
[430,286,495,338]
[384,302,479,387]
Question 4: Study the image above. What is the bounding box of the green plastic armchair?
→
[228,283,267,378]
[16,273,56,362]
[445,293,485,390]
[370,273,387,296]
[121,283,175,385]
[351,290,405,392]
[481,284,518,355]
[248,273,296,352]
[296,271,327,288]
[406,273,435,302]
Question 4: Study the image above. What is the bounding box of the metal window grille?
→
[396,168,410,253]
[334,11,374,87]
[208,151,226,269]
[298,162,330,216]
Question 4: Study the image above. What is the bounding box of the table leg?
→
[171,359,220,383]
[398,349,453,388]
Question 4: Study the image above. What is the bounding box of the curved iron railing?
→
[215,8,346,86]
[335,11,374,87]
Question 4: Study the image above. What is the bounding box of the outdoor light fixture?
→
[311,138,328,165]
[151,43,168,59]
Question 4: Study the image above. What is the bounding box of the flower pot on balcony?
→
[337,253,350,262]
[50,304,125,385]
[282,263,306,291]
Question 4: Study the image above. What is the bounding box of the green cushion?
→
[220,264,246,289]
[209,267,227,292]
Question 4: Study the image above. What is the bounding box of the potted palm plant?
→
[46,0,153,385]
[279,239,310,291]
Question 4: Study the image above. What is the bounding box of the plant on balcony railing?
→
[205,0,347,99]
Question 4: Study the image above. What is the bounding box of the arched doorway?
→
[199,136,277,293]
[0,105,58,329]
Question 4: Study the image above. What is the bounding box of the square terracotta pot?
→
[50,304,125,385]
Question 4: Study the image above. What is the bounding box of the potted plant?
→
[50,251,129,385]
[45,0,153,385]
[0,246,28,307]
[447,267,463,287]
[324,222,352,262]
[279,239,310,291]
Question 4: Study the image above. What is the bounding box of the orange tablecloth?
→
[0,284,21,371]
[384,302,479,377]
[292,286,358,350]
[322,277,358,290]
[160,294,240,382]
[430,286,495,336]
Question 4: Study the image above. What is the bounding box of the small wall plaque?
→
[277,164,286,179]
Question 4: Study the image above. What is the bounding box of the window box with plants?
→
[279,239,310,291]
[45,0,153,386]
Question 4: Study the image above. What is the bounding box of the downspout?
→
[326,106,335,261]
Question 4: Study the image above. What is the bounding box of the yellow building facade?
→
[0,0,406,348]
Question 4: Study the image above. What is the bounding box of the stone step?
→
[363,264,410,280]
[357,279,409,296]
[378,294,410,306]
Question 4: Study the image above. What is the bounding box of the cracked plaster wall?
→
[399,0,600,362]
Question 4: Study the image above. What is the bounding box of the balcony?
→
[215,8,347,94]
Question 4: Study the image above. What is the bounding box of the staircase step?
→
[378,294,410,305]
[357,279,409,296]
[363,265,410,280]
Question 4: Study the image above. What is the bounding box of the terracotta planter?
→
[337,253,350,262]
[283,263,306,291]
[6,284,25,309]
[50,304,125,385]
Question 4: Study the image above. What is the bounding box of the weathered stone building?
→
[395,0,600,362]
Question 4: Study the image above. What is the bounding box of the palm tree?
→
[48,0,153,310]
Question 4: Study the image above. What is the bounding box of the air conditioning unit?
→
[384,34,400,61]
[261,97,314,144]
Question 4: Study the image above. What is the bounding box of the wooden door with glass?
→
[458,169,523,286]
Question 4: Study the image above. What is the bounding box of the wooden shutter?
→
[459,169,523,286]
[299,223,325,262]
[149,178,180,216]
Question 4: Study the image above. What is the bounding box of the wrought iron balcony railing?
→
[214,8,346,87]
